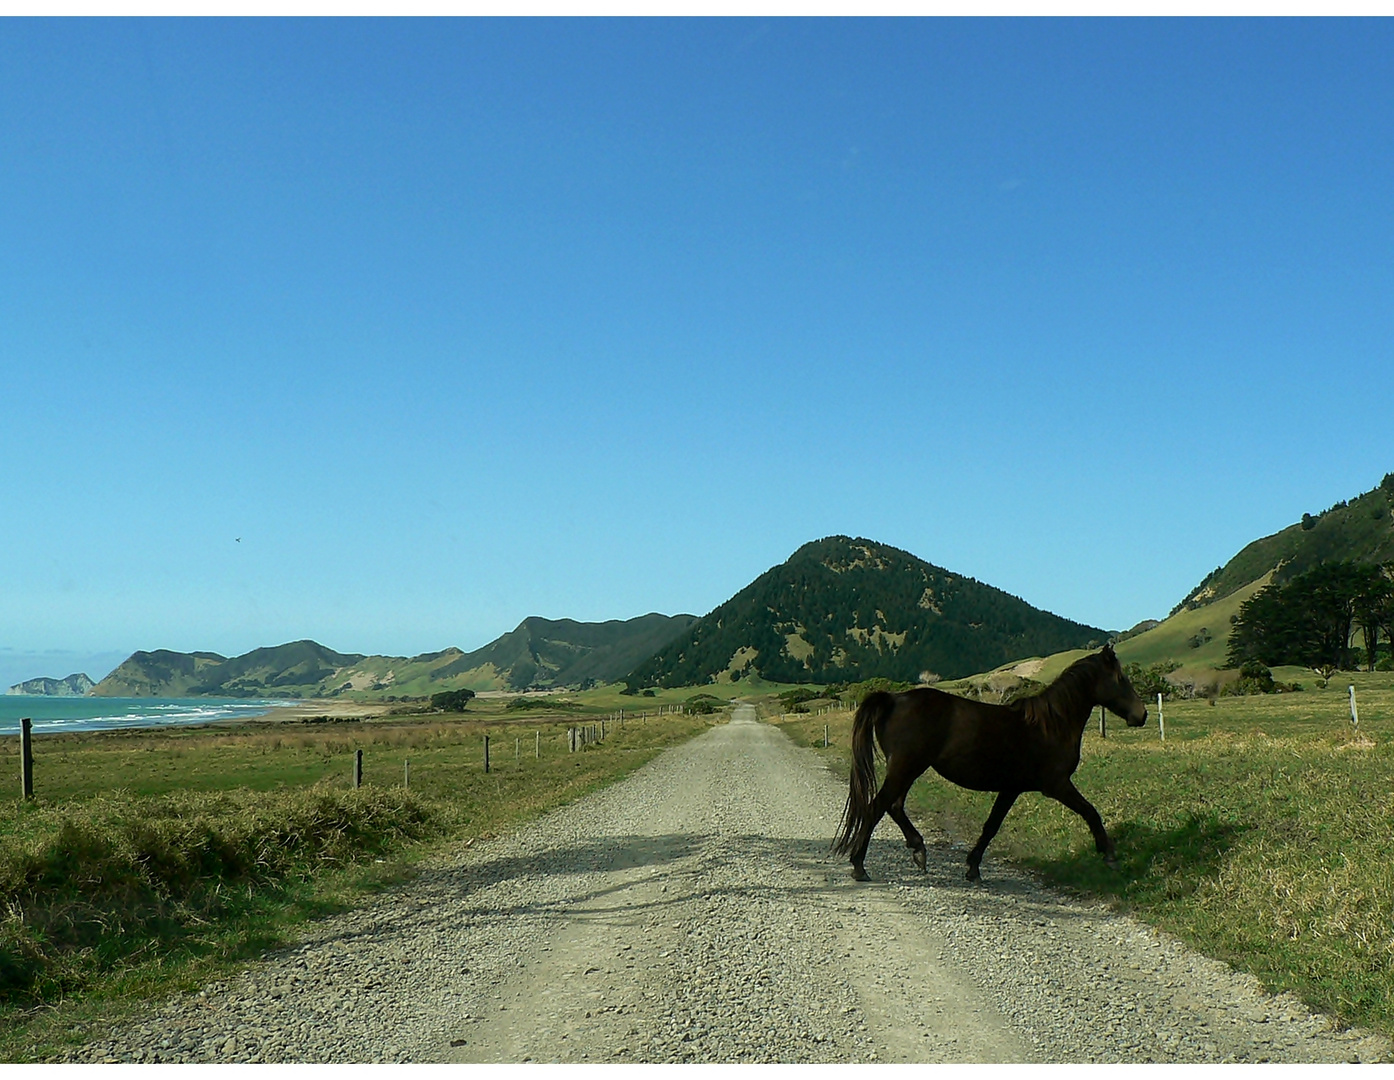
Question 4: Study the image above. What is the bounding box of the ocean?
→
[0,696,294,736]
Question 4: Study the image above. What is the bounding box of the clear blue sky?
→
[3,18,1392,685]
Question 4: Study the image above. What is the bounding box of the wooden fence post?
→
[515,737,520,764]
[484,735,491,773]
[354,748,363,788]
[1099,705,1106,739]
[824,724,829,748]
[404,758,409,789]
[1158,693,1165,741]
[536,730,540,758]
[20,718,34,801]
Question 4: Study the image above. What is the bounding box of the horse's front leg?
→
[967,790,1019,881]
[1045,778,1117,869]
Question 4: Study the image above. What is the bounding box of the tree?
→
[430,688,476,712]
[1357,565,1394,670]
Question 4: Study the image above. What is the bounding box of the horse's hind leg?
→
[966,790,1020,881]
[849,762,919,881]
[848,789,891,881]
[886,796,927,871]
[1045,779,1117,869]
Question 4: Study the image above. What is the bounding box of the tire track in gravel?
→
[65,705,1391,1064]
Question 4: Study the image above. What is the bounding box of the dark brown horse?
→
[833,645,1147,882]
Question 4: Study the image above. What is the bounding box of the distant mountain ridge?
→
[6,673,96,696]
[626,536,1108,689]
[92,613,697,698]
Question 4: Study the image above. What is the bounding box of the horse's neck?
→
[1026,680,1094,741]
[1042,668,1098,740]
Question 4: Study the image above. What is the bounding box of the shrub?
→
[0,786,435,1006]
[505,696,575,711]
[1124,661,1182,700]
[777,688,821,710]
[837,678,915,707]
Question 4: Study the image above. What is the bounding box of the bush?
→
[1124,661,1182,700]
[835,678,915,707]
[1221,660,1301,696]
[1239,659,1272,681]
[0,786,435,1005]
[505,696,575,711]
[1001,677,1046,704]
[777,687,821,710]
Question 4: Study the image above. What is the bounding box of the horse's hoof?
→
[1104,855,1119,871]
[851,866,870,882]
[965,864,980,882]
[913,847,927,871]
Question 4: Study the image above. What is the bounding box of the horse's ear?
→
[1100,642,1116,658]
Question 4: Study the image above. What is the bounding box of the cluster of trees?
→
[1227,561,1394,672]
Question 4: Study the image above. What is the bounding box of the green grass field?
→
[766,673,1394,1040]
[0,703,717,1061]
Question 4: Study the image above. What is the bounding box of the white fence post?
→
[1158,693,1165,742]
[1349,685,1359,729]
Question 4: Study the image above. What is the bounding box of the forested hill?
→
[624,536,1107,689]
[1174,473,1394,614]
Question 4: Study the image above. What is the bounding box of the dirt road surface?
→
[67,705,1390,1064]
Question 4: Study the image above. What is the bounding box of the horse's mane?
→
[1017,652,1106,734]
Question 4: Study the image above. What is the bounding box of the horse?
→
[832,645,1148,882]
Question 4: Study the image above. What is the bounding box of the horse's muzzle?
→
[1126,706,1148,728]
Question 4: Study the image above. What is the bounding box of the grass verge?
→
[0,709,715,1061]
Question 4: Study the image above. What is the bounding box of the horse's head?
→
[1096,644,1148,726]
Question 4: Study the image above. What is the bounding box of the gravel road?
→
[65,705,1390,1064]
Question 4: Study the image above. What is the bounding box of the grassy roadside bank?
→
[0,706,717,1061]
[765,677,1394,1041]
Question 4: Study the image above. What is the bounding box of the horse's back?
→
[880,687,1049,792]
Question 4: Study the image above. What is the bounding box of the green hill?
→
[624,536,1108,689]
[1174,473,1394,613]
[92,614,697,699]
[970,471,1394,688]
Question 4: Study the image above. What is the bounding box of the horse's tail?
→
[832,690,896,855]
